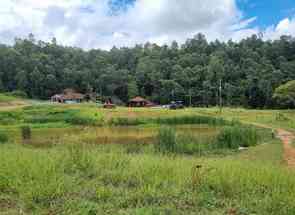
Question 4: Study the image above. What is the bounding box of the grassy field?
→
[0,103,295,214]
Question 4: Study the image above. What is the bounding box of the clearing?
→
[1,104,295,214]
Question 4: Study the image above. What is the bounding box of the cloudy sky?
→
[0,0,295,50]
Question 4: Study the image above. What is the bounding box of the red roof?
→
[129,96,148,102]
[51,88,85,100]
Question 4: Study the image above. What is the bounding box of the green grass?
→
[0,141,293,215]
[0,105,294,214]
[0,104,104,129]
[215,125,258,149]
[0,131,8,144]
[0,94,16,103]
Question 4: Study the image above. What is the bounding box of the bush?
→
[109,117,145,126]
[273,80,295,109]
[65,116,97,126]
[155,115,233,126]
[154,126,177,153]
[215,125,258,149]
[0,132,8,144]
[21,126,31,140]
[7,90,28,98]
[64,143,94,174]
[175,134,211,155]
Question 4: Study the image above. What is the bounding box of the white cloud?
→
[0,0,294,49]
[263,17,295,40]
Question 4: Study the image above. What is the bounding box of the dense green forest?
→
[1,33,295,108]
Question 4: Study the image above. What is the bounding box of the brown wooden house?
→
[51,89,85,103]
[128,96,155,107]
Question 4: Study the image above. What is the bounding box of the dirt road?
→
[276,129,295,168]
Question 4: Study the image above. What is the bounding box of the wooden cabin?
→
[128,96,155,107]
[51,89,85,103]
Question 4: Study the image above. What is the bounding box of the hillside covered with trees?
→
[0,33,295,108]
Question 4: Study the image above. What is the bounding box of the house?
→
[128,96,155,107]
[103,98,116,109]
[51,89,85,103]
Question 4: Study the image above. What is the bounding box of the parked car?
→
[169,101,184,110]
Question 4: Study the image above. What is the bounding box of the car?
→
[169,101,184,110]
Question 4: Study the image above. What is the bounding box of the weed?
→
[109,117,145,126]
[154,126,177,153]
[21,125,31,141]
[0,131,8,144]
[64,143,94,175]
[215,125,258,149]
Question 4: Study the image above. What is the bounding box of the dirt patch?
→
[0,101,28,111]
[276,129,295,168]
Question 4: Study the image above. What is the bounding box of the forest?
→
[1,33,295,108]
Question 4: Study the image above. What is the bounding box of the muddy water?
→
[24,125,220,146]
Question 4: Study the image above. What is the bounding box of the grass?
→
[0,104,104,129]
[0,94,16,103]
[154,125,269,155]
[0,141,294,214]
[215,125,258,149]
[0,104,294,214]
[0,131,8,144]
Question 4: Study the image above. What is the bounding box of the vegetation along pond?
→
[13,125,221,147]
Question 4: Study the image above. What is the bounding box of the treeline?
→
[1,33,295,108]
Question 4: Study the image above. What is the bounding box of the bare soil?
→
[276,129,295,168]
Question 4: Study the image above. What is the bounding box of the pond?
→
[12,125,221,147]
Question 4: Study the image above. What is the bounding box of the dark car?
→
[169,101,184,110]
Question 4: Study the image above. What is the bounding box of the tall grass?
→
[64,143,94,174]
[215,125,258,149]
[109,115,237,127]
[109,117,145,126]
[0,131,8,144]
[155,115,234,126]
[0,143,295,214]
[154,124,261,154]
[154,126,177,153]
[21,125,31,141]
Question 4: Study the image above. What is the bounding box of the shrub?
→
[64,143,94,174]
[65,116,97,126]
[21,125,31,141]
[155,115,233,126]
[215,125,258,149]
[7,90,28,98]
[273,80,295,109]
[154,126,177,153]
[0,131,8,144]
[175,134,211,155]
[109,117,145,126]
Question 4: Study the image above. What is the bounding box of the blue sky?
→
[238,0,295,27]
[0,0,295,49]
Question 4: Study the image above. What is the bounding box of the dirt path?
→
[243,121,295,168]
[276,129,295,168]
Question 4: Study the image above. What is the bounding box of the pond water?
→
[15,125,221,146]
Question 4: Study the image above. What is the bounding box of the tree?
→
[0,33,294,108]
[247,78,266,108]
[127,78,139,100]
[15,70,29,92]
[273,80,295,108]
[30,67,44,98]
[207,55,225,105]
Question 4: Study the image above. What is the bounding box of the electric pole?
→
[219,79,222,114]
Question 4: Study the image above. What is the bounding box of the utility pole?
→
[100,85,103,102]
[219,79,222,114]
[188,88,192,107]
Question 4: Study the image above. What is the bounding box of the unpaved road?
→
[244,121,295,168]
[276,129,295,168]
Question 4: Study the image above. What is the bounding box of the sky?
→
[0,0,295,50]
